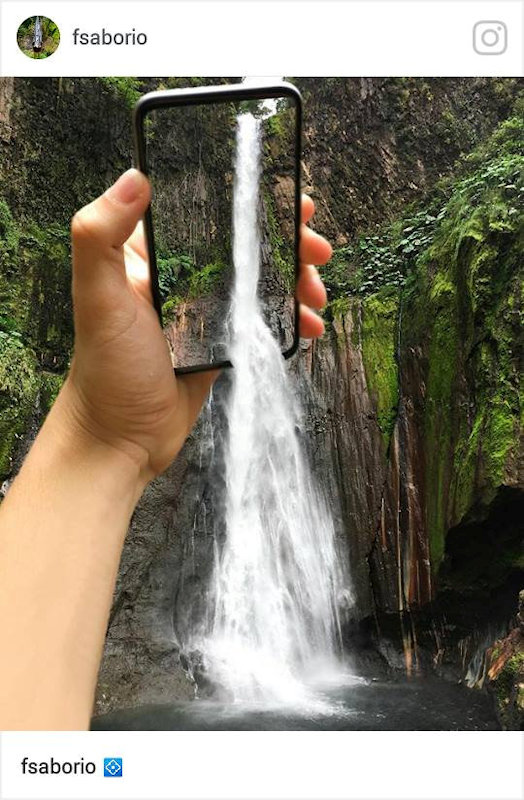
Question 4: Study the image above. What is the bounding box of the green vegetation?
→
[0,200,19,271]
[238,99,272,117]
[156,250,226,321]
[264,190,294,288]
[22,223,71,367]
[0,334,39,476]
[495,652,524,696]
[329,296,351,321]
[40,371,65,414]
[156,253,193,299]
[188,261,224,297]
[488,644,524,730]
[0,200,71,481]
[324,208,442,303]
[265,113,285,138]
[425,119,521,564]
[403,115,522,566]
[0,78,521,595]
[98,78,143,109]
[323,110,523,569]
[360,289,399,448]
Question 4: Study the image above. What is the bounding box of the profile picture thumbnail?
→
[17,16,60,59]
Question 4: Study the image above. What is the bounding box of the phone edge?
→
[132,80,302,374]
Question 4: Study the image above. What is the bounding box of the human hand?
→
[60,170,331,485]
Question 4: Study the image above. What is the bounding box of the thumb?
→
[72,169,151,296]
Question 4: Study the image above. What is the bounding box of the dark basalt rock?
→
[0,77,521,720]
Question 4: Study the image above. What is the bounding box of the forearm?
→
[0,380,147,730]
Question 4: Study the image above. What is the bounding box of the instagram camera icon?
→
[473,21,508,55]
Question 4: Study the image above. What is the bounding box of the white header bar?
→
[1,1,522,77]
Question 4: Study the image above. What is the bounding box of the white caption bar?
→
[1,731,523,799]
[0,1,522,77]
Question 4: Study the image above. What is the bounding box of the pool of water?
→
[92,675,499,731]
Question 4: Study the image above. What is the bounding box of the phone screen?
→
[136,86,300,372]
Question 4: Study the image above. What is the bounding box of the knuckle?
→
[71,206,101,244]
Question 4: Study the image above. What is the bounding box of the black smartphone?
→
[133,81,302,374]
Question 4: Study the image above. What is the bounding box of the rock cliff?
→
[0,78,521,724]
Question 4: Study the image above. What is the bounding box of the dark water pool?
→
[92,676,499,731]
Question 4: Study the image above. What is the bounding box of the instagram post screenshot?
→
[0,1,523,798]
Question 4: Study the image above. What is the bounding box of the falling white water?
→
[204,113,345,706]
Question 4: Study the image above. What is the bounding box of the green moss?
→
[349,304,362,351]
[360,289,399,448]
[265,113,285,138]
[325,297,352,349]
[0,202,70,478]
[484,400,516,484]
[20,223,72,369]
[0,200,26,336]
[0,335,40,479]
[40,371,65,415]
[156,249,225,307]
[328,296,351,320]
[494,652,524,702]
[423,270,458,565]
[264,190,294,288]
[0,200,19,269]
[490,647,524,729]
[402,115,524,569]
[188,260,225,298]
[98,77,142,109]
[161,296,183,323]
[452,239,520,524]
[0,210,71,369]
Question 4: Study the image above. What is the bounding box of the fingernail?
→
[108,169,143,204]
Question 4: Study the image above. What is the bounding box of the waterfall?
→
[203,113,344,705]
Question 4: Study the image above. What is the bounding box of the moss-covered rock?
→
[0,334,40,479]
[392,114,523,570]
[487,607,524,731]
[360,289,399,449]
[0,78,522,691]
[339,110,523,611]
[295,78,521,244]
[40,370,65,415]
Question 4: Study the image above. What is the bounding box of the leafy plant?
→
[189,261,224,296]
[324,115,523,307]
[156,253,193,299]
[0,200,19,271]
[99,77,143,109]
[156,251,224,304]
[324,209,437,301]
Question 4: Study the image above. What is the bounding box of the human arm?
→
[0,170,331,729]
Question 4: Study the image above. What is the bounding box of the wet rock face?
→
[296,319,385,620]
[484,590,524,730]
[95,374,229,714]
[98,295,522,714]
[83,78,523,712]
[0,77,14,140]
[0,77,521,715]
[295,78,520,243]
[487,630,524,730]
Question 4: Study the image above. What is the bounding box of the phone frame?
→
[133,81,302,375]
